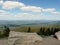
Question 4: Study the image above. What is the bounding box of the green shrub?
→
[3,26,10,37]
[27,27,31,32]
[37,27,60,36]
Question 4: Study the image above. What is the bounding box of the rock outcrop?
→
[55,31,60,40]
[8,31,43,45]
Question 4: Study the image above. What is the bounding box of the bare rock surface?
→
[8,31,43,45]
[8,31,60,45]
[55,31,60,40]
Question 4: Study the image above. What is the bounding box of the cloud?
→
[0,10,9,15]
[0,0,3,5]
[0,13,60,20]
[0,0,60,21]
[2,1,42,12]
[21,6,42,12]
[42,8,60,15]
[0,13,43,20]
[42,8,56,12]
[2,1,25,9]
[51,12,60,15]
[1,0,60,15]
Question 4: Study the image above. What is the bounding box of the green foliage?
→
[37,27,44,35]
[37,27,60,36]
[27,27,31,32]
[3,26,10,37]
[46,28,51,36]
[11,26,60,36]
[0,31,1,35]
[0,31,6,38]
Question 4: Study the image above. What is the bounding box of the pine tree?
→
[41,27,45,35]
[51,27,54,35]
[3,26,10,37]
[47,28,51,36]
[27,27,31,32]
[37,27,42,35]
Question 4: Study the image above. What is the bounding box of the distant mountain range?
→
[0,20,60,28]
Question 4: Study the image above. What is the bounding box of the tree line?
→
[0,26,60,38]
[27,27,60,36]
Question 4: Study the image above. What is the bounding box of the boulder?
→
[55,31,60,40]
[8,31,43,45]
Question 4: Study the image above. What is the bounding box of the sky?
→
[0,0,60,20]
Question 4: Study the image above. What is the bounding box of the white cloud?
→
[0,13,60,20]
[3,1,25,9]
[2,1,42,12]
[42,8,60,15]
[51,12,60,15]
[42,8,56,12]
[0,13,43,20]
[0,10,9,15]
[21,6,42,12]
[0,1,60,20]
[1,0,60,15]
[0,0,3,5]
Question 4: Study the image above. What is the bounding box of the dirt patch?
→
[0,38,8,45]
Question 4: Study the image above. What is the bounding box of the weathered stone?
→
[8,31,43,45]
[55,31,60,40]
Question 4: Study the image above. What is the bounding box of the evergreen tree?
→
[37,27,42,35]
[47,28,51,36]
[3,26,10,37]
[54,28,59,34]
[27,27,31,32]
[42,27,45,35]
[51,27,54,35]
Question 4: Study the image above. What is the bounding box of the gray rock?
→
[55,31,60,40]
[8,31,43,45]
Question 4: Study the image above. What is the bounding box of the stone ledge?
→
[8,31,43,45]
